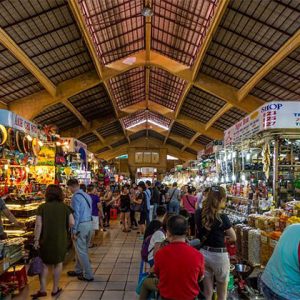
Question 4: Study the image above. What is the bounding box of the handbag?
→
[27,252,43,277]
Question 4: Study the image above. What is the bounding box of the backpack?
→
[141,228,164,262]
[141,234,153,263]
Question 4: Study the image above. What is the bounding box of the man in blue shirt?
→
[67,179,93,281]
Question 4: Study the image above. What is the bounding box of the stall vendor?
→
[0,196,22,239]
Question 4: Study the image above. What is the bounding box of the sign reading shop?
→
[224,101,300,146]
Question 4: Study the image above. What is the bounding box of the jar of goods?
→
[256,216,266,230]
[248,214,258,227]
[268,231,281,257]
[264,217,276,232]
[260,231,270,266]
[235,224,246,258]
[279,215,289,231]
[242,227,251,261]
[248,229,261,266]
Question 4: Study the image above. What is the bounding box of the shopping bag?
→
[27,256,43,277]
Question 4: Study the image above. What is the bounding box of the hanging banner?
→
[0,109,43,138]
[224,101,300,146]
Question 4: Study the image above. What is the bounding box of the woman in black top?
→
[195,186,236,300]
[119,185,131,232]
[134,181,147,235]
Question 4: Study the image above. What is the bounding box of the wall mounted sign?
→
[224,101,300,146]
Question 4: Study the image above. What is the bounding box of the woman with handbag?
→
[31,185,74,299]
[195,186,236,300]
[181,186,197,237]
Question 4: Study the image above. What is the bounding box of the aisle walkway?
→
[15,222,141,300]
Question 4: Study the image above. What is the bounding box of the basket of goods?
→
[260,231,270,266]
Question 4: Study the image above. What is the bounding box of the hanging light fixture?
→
[141,6,153,17]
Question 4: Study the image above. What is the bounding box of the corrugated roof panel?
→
[0,1,94,85]
[78,0,144,64]
[167,138,184,149]
[200,0,300,88]
[33,102,82,131]
[213,107,246,131]
[69,84,114,121]
[97,121,123,138]
[0,46,43,103]
[171,122,196,139]
[111,138,128,148]
[152,0,218,66]
[130,130,147,141]
[79,133,99,145]
[149,67,187,110]
[195,135,213,145]
[109,67,145,109]
[181,87,226,123]
[148,130,165,141]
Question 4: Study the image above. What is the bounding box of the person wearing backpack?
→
[166,182,181,214]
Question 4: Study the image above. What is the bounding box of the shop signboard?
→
[224,101,300,146]
[0,109,42,138]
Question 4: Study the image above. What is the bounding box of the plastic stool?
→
[110,208,118,220]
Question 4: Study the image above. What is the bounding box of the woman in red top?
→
[181,186,197,236]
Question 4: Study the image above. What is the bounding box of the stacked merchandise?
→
[231,202,300,267]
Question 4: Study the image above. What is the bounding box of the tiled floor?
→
[14,222,142,300]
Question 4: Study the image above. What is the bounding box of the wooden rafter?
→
[0,28,57,97]
[191,0,230,81]
[94,137,196,162]
[62,99,89,129]
[8,71,100,120]
[92,130,113,150]
[238,29,300,101]
[181,132,201,152]
[69,0,128,142]
[205,103,233,130]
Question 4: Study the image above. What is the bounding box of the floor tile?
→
[123,291,138,300]
[109,274,127,282]
[112,268,129,275]
[101,291,124,300]
[105,281,126,291]
[86,281,107,291]
[125,281,137,291]
[80,291,102,300]
[92,274,110,282]
[58,290,83,300]
[65,281,88,291]
[95,268,114,275]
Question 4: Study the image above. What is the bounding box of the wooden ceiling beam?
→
[177,114,224,140]
[88,133,125,153]
[237,29,300,101]
[69,0,128,142]
[181,132,201,151]
[96,137,196,161]
[8,71,100,120]
[60,115,116,139]
[205,103,233,130]
[191,0,230,81]
[62,99,89,129]
[93,130,113,150]
[145,0,152,62]
[0,28,57,97]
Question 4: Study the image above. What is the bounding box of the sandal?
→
[51,288,62,297]
[31,291,47,299]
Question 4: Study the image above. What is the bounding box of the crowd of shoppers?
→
[26,177,300,300]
